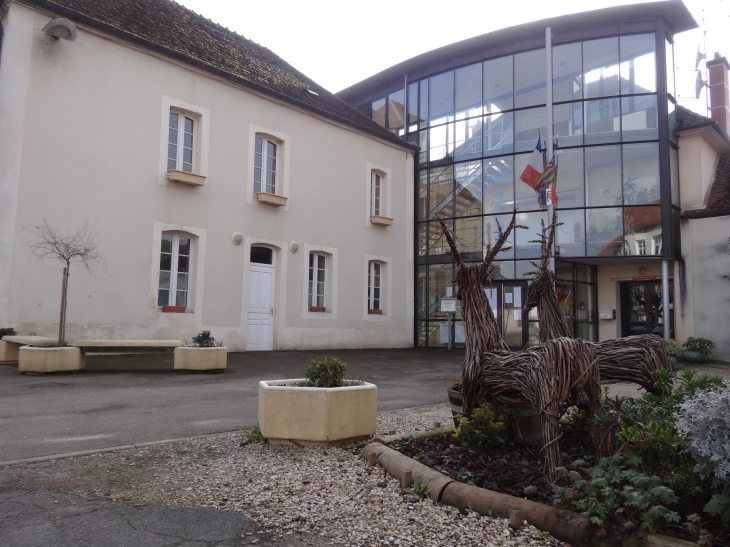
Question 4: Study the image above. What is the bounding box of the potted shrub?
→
[665,339,683,366]
[682,337,715,364]
[173,330,227,372]
[258,356,376,446]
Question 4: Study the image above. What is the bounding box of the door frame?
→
[483,280,529,351]
[619,280,674,339]
[242,238,288,352]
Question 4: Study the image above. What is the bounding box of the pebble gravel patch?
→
[1,405,564,547]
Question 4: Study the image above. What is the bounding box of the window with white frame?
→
[158,233,192,309]
[637,240,646,256]
[367,261,382,312]
[254,137,278,195]
[168,111,195,173]
[308,253,326,310]
[653,235,662,255]
[370,172,383,217]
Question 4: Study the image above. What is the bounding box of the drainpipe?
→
[545,27,555,272]
[662,260,670,340]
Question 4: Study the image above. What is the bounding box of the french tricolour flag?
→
[520,137,544,189]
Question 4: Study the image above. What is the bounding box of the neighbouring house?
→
[0,0,418,351]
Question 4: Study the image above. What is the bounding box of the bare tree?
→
[23,220,103,345]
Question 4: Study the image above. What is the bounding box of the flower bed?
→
[392,370,730,546]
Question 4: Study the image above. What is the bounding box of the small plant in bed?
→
[295,356,347,387]
[190,330,224,347]
[454,403,510,452]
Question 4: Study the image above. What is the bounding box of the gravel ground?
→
[0,405,562,547]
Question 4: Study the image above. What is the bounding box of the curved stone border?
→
[363,441,699,547]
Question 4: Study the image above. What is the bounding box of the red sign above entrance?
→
[632,276,656,282]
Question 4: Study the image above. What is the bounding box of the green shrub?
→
[191,330,222,347]
[0,327,17,338]
[664,339,683,359]
[454,403,509,453]
[683,337,715,357]
[304,356,346,388]
[553,453,697,535]
[247,423,264,442]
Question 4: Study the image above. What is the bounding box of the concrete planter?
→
[258,379,377,446]
[0,341,20,364]
[18,346,85,373]
[173,346,227,371]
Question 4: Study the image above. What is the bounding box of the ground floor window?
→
[158,233,192,309]
[308,252,326,310]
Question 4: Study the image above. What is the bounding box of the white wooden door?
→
[247,264,275,351]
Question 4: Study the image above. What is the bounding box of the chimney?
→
[707,52,730,133]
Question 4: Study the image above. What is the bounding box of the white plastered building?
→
[0,0,417,351]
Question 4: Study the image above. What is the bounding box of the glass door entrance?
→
[620,281,673,338]
[484,281,529,351]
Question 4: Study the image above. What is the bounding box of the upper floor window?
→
[653,235,662,255]
[168,112,195,173]
[371,172,383,216]
[637,239,646,256]
[308,253,326,311]
[368,261,382,313]
[158,233,192,310]
[254,137,278,195]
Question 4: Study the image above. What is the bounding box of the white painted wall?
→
[0,2,414,350]
[678,130,722,210]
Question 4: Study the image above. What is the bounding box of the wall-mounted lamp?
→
[289,241,299,253]
[42,18,77,41]
[231,232,243,245]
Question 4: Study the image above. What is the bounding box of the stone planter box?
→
[173,347,227,371]
[258,379,377,446]
[0,341,20,364]
[18,346,85,373]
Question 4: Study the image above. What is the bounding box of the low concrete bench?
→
[72,340,182,354]
[1,335,58,364]
[73,340,226,372]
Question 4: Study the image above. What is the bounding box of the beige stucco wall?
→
[678,216,730,361]
[0,3,414,350]
[678,131,722,210]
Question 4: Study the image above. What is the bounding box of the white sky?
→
[177,0,730,116]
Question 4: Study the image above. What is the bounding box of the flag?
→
[536,154,558,208]
[519,136,544,189]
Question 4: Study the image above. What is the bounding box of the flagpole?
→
[545,26,555,272]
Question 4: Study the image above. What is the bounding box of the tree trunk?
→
[58,266,69,345]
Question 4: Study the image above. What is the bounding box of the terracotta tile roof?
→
[25,0,416,151]
[683,152,730,219]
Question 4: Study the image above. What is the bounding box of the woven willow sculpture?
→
[521,212,672,395]
[438,214,520,414]
[475,338,602,481]
[522,212,572,343]
[593,334,672,395]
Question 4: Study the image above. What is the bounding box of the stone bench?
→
[72,340,226,372]
[72,340,183,354]
[0,335,58,364]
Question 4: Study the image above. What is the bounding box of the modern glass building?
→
[338,1,697,349]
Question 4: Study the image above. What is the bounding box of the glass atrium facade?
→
[340,9,682,347]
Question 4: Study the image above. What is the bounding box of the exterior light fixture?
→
[231,232,243,245]
[42,18,77,41]
[289,242,299,253]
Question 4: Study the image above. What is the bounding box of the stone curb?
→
[372,427,447,445]
[0,429,247,467]
[364,439,699,547]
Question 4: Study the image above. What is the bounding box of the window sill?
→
[368,309,383,315]
[370,215,393,226]
[161,305,187,313]
[168,169,206,186]
[256,192,288,206]
[308,306,326,313]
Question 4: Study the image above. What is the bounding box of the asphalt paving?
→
[0,348,463,462]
